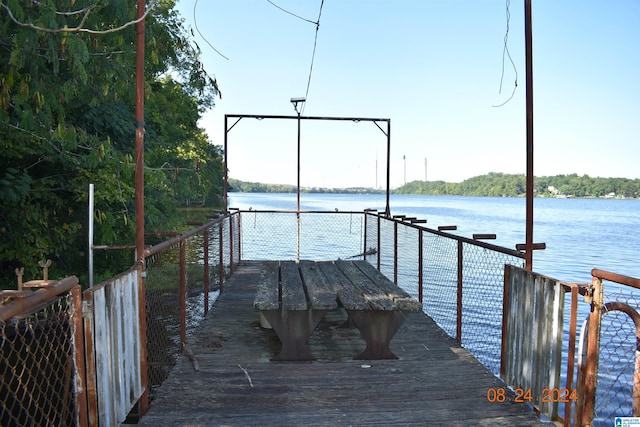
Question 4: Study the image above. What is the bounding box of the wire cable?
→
[493,0,518,107]
[265,0,324,114]
[302,0,324,114]
[193,0,230,60]
[265,0,318,25]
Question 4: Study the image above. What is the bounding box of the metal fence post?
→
[456,240,463,344]
[418,229,423,304]
[180,240,187,350]
[72,285,89,427]
[229,215,234,271]
[376,213,381,270]
[236,212,242,263]
[393,219,398,284]
[581,276,603,426]
[219,220,224,291]
[204,226,210,315]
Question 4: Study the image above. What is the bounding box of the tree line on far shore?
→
[230,173,639,199]
[395,173,639,198]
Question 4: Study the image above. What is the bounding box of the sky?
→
[175,0,639,189]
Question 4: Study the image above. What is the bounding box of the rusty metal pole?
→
[223,115,229,213]
[134,0,149,415]
[71,285,89,427]
[418,230,423,304]
[296,109,301,262]
[393,220,398,284]
[385,120,391,217]
[524,0,534,271]
[180,240,187,350]
[376,213,381,270]
[135,0,145,266]
[203,227,210,315]
[582,276,603,426]
[456,240,463,343]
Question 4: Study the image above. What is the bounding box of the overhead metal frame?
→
[223,114,392,216]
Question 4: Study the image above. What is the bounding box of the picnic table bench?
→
[254,260,422,361]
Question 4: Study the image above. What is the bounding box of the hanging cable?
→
[493,0,518,107]
[302,0,324,114]
[265,0,324,114]
[193,0,230,60]
[265,0,318,24]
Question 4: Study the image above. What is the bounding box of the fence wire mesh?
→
[460,243,524,374]
[594,283,640,423]
[365,212,524,375]
[144,215,238,399]
[0,294,77,427]
[239,211,364,260]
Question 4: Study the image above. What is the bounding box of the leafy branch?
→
[1,0,158,34]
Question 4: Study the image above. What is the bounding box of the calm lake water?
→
[228,192,640,283]
[227,192,639,423]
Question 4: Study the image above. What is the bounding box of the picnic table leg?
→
[346,310,411,360]
[261,309,327,361]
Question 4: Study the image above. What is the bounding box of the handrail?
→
[145,212,236,258]
[0,276,78,322]
[591,268,640,289]
[237,209,365,215]
[365,210,526,259]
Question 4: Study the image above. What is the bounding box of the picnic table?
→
[254,260,422,361]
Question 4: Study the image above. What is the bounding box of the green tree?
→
[0,0,222,285]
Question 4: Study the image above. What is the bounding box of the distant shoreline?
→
[228,173,639,199]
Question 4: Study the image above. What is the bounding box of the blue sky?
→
[176,1,639,189]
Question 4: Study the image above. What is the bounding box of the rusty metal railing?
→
[143,212,240,399]
[0,275,87,427]
[237,209,364,262]
[580,269,640,425]
[2,209,636,426]
[501,265,640,426]
[363,210,526,374]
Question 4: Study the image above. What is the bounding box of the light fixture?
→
[290,97,306,115]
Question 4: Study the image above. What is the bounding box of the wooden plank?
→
[335,260,395,310]
[138,261,545,427]
[279,261,307,310]
[253,261,280,311]
[352,260,422,311]
[298,261,338,310]
[316,261,368,310]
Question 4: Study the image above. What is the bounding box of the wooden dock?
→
[136,261,548,426]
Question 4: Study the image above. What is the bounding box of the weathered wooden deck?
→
[136,261,548,426]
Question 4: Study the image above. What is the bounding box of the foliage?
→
[227,178,385,194]
[0,0,223,286]
[395,173,640,199]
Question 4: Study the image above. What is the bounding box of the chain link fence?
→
[1,209,637,426]
[0,277,82,427]
[365,211,525,375]
[144,213,240,398]
[593,277,640,423]
[238,210,364,261]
